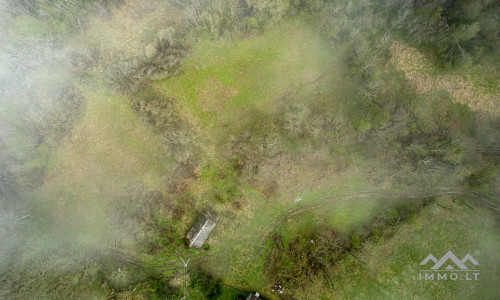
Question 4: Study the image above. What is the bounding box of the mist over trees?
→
[0,0,498,299]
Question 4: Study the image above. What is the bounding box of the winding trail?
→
[113,187,499,273]
[272,187,499,232]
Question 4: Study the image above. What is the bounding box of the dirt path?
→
[273,187,499,232]
[114,187,498,274]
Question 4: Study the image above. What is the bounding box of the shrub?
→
[465,164,498,189]
[245,0,291,30]
[186,0,291,36]
[108,30,187,95]
[190,268,222,299]
[350,233,362,250]
[266,225,349,292]
[132,94,196,163]
[148,278,182,299]
[387,0,500,65]
[186,0,246,37]
[21,82,85,145]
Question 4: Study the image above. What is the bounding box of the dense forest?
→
[0,0,498,299]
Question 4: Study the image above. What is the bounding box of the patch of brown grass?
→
[390,41,500,117]
[197,77,238,111]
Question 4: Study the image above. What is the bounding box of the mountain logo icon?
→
[420,251,479,270]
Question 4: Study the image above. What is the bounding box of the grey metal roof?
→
[245,293,261,300]
[186,208,218,249]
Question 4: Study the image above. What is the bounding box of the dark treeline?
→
[373,0,499,66]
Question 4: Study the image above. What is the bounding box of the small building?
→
[186,207,219,249]
[245,292,261,300]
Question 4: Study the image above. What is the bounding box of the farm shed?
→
[186,208,219,249]
[245,292,262,300]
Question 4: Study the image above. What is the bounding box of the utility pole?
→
[176,251,190,300]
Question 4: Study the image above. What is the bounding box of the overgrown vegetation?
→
[190,267,222,299]
[0,0,498,299]
[107,30,188,95]
[266,197,435,295]
[132,90,197,163]
[389,0,499,66]
[0,82,85,205]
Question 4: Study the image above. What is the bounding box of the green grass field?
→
[4,6,498,299]
[334,197,499,300]
[137,17,499,299]
[156,18,337,129]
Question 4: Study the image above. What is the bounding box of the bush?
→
[266,225,349,292]
[186,0,246,37]
[21,82,85,145]
[148,278,182,299]
[350,233,362,250]
[186,0,292,36]
[132,93,195,163]
[387,0,500,65]
[245,0,291,30]
[108,30,187,95]
[190,268,222,299]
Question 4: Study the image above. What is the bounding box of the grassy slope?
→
[18,10,497,299]
[150,18,499,299]
[334,197,499,300]
[152,17,359,293]
[157,17,333,129]
[138,17,363,298]
[1,83,172,298]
